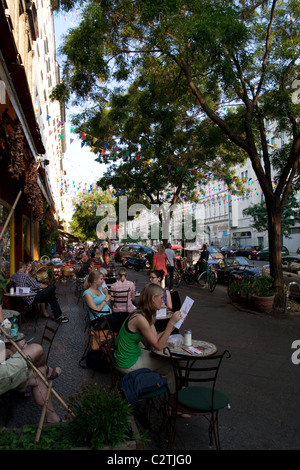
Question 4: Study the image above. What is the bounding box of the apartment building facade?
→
[0,0,66,277]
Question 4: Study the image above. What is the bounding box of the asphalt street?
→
[1,264,300,451]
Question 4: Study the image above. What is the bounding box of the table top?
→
[4,291,37,298]
[153,339,217,358]
[3,309,20,318]
[155,309,173,320]
[2,332,25,343]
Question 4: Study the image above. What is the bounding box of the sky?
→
[53,9,107,217]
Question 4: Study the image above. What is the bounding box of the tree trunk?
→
[266,198,285,313]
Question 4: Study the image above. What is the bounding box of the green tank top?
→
[114,313,144,368]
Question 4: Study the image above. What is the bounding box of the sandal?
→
[177,411,191,419]
[46,366,62,380]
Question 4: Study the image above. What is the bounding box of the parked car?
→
[220,246,238,258]
[215,256,262,284]
[263,254,300,301]
[114,244,156,262]
[206,247,224,260]
[256,246,289,261]
[234,245,262,260]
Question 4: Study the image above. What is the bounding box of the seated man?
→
[101,253,116,273]
[0,345,63,423]
[77,258,94,279]
[0,307,63,423]
[10,261,69,323]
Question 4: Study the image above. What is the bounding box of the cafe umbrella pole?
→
[0,324,75,418]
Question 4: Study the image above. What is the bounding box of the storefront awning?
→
[58,229,79,242]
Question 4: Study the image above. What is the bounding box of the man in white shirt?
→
[165,243,176,291]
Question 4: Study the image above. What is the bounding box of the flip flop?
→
[46,366,62,380]
[46,417,66,424]
[177,411,192,418]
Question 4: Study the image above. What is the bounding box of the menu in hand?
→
[173,296,194,329]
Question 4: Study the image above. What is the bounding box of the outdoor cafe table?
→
[4,291,37,300]
[1,332,25,343]
[3,309,20,319]
[152,339,218,358]
[4,291,37,322]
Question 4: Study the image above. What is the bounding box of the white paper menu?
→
[174,296,194,329]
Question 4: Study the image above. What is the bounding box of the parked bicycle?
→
[182,260,217,292]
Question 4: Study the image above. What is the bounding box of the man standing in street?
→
[165,243,176,292]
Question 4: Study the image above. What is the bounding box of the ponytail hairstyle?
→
[118,267,127,282]
[84,269,103,290]
[136,283,163,325]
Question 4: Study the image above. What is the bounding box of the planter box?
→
[252,295,275,314]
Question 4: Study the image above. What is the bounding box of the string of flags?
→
[45,115,282,177]
[43,114,276,205]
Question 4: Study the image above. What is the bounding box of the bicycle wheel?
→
[183,272,195,285]
[174,270,182,287]
[197,271,206,287]
[208,271,217,292]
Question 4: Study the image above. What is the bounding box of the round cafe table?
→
[2,332,25,343]
[3,309,20,319]
[153,339,217,358]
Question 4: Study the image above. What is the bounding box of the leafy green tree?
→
[54,0,300,312]
[69,71,246,242]
[70,189,117,241]
[244,193,300,238]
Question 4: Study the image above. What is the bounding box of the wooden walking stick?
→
[0,324,75,418]
[35,380,53,443]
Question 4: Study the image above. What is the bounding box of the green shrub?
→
[0,424,73,450]
[252,275,274,297]
[68,386,132,449]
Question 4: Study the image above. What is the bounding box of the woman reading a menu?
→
[114,283,182,393]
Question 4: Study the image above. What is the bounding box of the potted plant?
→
[227,281,241,302]
[68,385,143,450]
[252,275,275,314]
[239,279,252,307]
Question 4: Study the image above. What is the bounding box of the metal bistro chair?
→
[75,276,86,304]
[166,348,231,450]
[170,290,182,311]
[81,314,119,382]
[100,323,169,439]
[95,317,121,389]
[40,317,62,364]
[110,289,130,313]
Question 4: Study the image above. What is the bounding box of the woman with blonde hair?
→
[109,268,135,313]
[83,269,129,332]
[114,283,182,393]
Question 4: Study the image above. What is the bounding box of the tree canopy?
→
[69,187,116,241]
[53,0,300,311]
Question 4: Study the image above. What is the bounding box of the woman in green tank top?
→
[114,283,182,393]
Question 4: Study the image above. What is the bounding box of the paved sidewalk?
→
[1,267,300,450]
